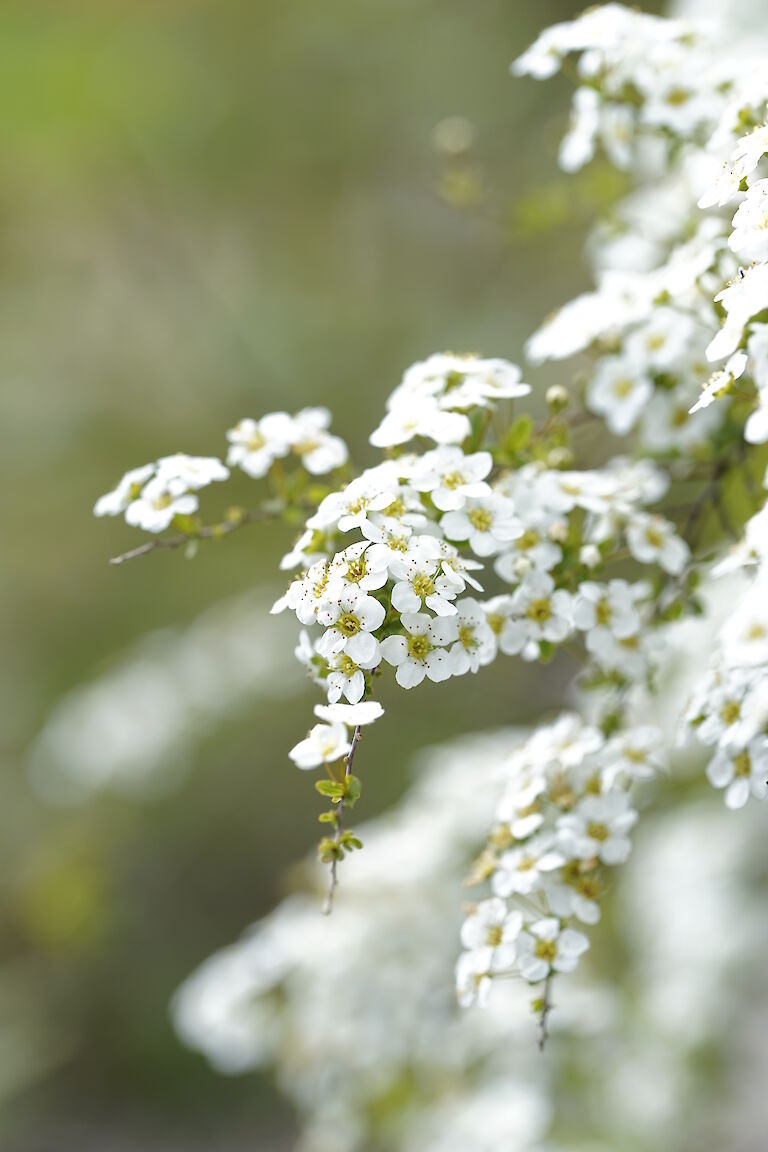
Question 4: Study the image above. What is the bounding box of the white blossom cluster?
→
[172,720,768,1152]
[94,453,229,532]
[456,714,661,1009]
[683,567,768,810]
[369,352,530,448]
[275,429,686,735]
[226,406,347,477]
[517,3,768,818]
[89,0,768,1066]
[94,408,348,532]
[517,4,768,457]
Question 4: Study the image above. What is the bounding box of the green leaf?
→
[504,414,533,454]
[345,775,362,805]
[315,780,344,799]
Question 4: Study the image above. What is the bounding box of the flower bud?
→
[545,384,570,413]
[546,447,573,469]
[514,555,533,579]
[580,544,601,569]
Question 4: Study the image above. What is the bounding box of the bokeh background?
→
[0,1,668,1148]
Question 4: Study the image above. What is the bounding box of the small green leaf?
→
[504,414,533,453]
[315,780,344,799]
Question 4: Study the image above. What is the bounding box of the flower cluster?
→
[516,3,768,827]
[369,353,530,448]
[94,409,348,538]
[91,2,768,1055]
[516,5,768,461]
[94,454,229,532]
[226,406,347,477]
[684,566,768,809]
[457,715,661,1028]
[171,709,766,1152]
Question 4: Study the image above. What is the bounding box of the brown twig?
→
[537,974,554,1052]
[109,508,276,566]
[322,724,362,916]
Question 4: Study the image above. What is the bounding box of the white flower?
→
[124,475,198,533]
[625,307,699,373]
[370,399,471,448]
[288,722,350,770]
[522,713,604,772]
[329,541,390,593]
[379,613,459,688]
[586,626,661,679]
[482,595,524,657]
[491,838,564,898]
[599,727,662,785]
[156,454,229,489]
[572,580,640,639]
[449,599,497,674]
[272,560,343,626]
[280,526,334,571]
[94,464,155,517]
[460,899,523,974]
[700,123,768,209]
[626,513,689,574]
[707,263,768,362]
[546,865,603,926]
[324,650,375,705]
[706,739,768,810]
[729,179,768,263]
[493,517,563,583]
[289,407,347,474]
[721,580,768,668]
[455,948,495,1009]
[314,701,384,726]
[557,792,638,865]
[389,553,459,617]
[316,588,386,662]
[441,495,521,557]
[410,447,493,511]
[395,352,530,410]
[689,351,747,416]
[502,572,574,660]
[515,918,589,984]
[359,522,442,574]
[307,474,397,533]
[226,414,294,477]
[586,355,653,436]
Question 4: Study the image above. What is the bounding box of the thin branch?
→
[537,974,554,1052]
[109,508,276,566]
[322,724,362,916]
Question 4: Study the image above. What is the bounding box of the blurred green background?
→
[0,1,662,1148]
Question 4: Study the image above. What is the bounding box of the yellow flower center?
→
[337,612,361,637]
[526,598,552,623]
[517,529,541,551]
[734,751,752,778]
[469,508,493,532]
[535,939,557,963]
[407,634,432,660]
[595,599,612,626]
[412,573,435,598]
[587,821,609,842]
[458,625,476,650]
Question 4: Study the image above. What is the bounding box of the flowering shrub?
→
[95,2,768,1053]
